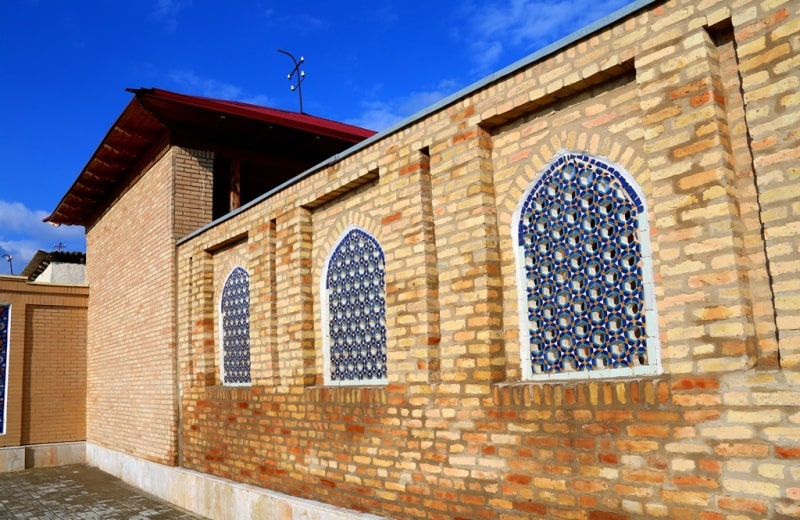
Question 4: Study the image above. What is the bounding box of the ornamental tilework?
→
[221,267,251,385]
[0,304,8,434]
[518,153,649,376]
[326,228,387,383]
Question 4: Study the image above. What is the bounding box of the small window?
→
[322,227,387,385]
[513,151,660,381]
[220,266,251,385]
[0,304,9,435]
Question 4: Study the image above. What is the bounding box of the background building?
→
[20,250,86,284]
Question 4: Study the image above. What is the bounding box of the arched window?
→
[513,151,659,380]
[220,266,251,385]
[322,227,387,385]
[0,304,9,435]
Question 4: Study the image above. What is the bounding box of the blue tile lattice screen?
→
[0,304,8,434]
[221,267,251,385]
[326,228,387,382]
[518,154,648,376]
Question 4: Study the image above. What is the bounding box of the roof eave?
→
[45,95,152,226]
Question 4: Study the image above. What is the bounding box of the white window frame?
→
[0,304,10,435]
[512,150,661,382]
[218,266,252,386]
[321,225,388,387]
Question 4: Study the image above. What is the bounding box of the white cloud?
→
[151,0,191,31]
[168,70,273,106]
[0,200,85,274]
[261,6,328,33]
[0,238,42,276]
[460,0,632,72]
[258,6,274,19]
[0,201,46,234]
[349,80,460,132]
[347,102,399,133]
[291,13,328,32]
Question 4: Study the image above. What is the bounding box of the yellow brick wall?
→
[22,305,87,444]
[98,0,800,516]
[740,3,800,368]
[0,277,88,447]
[174,148,214,238]
[86,146,214,465]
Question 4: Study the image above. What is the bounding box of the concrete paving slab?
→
[0,464,205,519]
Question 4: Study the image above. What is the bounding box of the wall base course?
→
[0,442,86,473]
[87,443,389,520]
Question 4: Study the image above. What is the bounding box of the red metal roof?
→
[133,88,375,142]
[46,88,375,226]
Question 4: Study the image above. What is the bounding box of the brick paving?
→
[0,465,204,519]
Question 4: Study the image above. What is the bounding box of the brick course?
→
[0,277,88,447]
[87,0,800,517]
[84,146,215,464]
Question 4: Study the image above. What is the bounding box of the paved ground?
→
[0,465,205,519]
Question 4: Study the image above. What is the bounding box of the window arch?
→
[220,266,251,385]
[513,151,660,381]
[321,226,387,386]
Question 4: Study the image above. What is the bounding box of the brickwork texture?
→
[87,0,800,517]
[85,147,213,465]
[0,277,88,447]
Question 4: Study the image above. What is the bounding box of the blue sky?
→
[0,0,634,274]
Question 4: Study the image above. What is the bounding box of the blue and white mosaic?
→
[326,228,387,382]
[221,267,251,385]
[517,153,649,376]
[0,304,8,434]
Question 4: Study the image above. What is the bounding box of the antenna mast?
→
[2,254,13,275]
[278,49,306,113]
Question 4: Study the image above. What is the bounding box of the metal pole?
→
[2,254,13,275]
[278,49,306,113]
